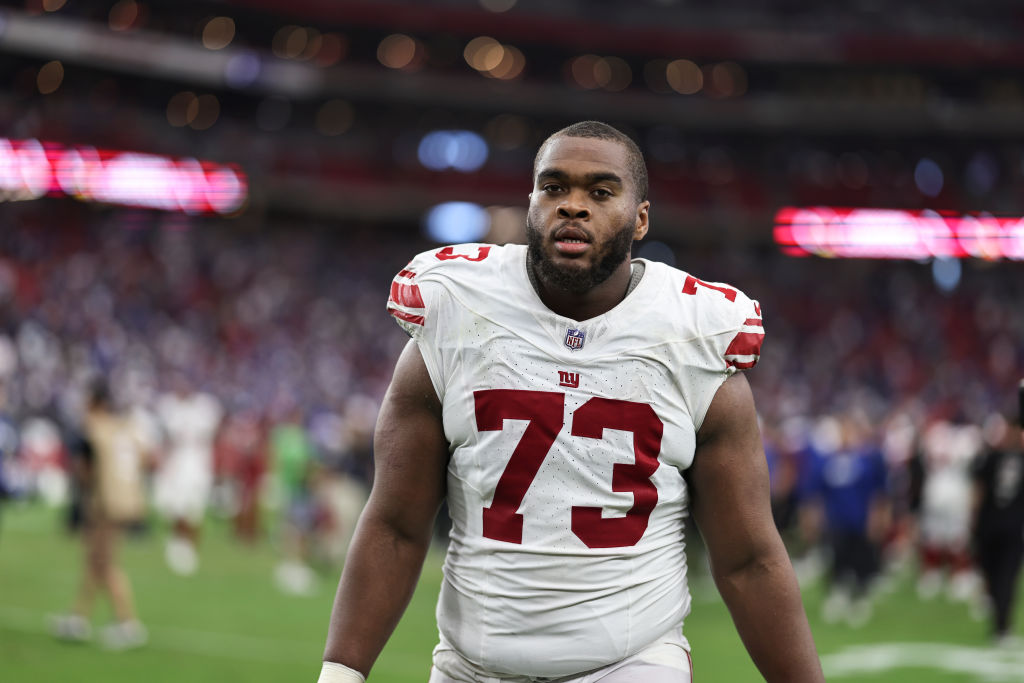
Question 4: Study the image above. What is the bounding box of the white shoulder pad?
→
[385,243,496,337]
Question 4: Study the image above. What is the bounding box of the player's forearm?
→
[714,549,824,683]
[322,513,434,677]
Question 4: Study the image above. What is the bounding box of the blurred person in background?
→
[214,410,268,543]
[306,400,373,568]
[63,415,93,536]
[309,468,369,570]
[876,407,923,578]
[769,417,826,584]
[50,380,149,650]
[763,419,809,554]
[971,387,1024,646]
[153,370,223,576]
[319,121,823,683]
[270,405,318,595]
[0,382,16,538]
[19,414,69,508]
[913,414,983,603]
[0,444,6,535]
[799,413,890,627]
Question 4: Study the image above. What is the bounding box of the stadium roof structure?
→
[1,0,1022,244]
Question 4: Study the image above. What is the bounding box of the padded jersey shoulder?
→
[386,243,518,336]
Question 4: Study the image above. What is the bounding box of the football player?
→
[318,121,823,682]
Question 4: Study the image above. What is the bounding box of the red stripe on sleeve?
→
[388,308,425,326]
[727,359,758,369]
[398,269,417,279]
[743,318,763,327]
[389,280,425,308]
[725,331,764,357]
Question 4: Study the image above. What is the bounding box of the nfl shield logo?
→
[564,328,586,351]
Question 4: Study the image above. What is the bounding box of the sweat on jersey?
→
[387,243,763,678]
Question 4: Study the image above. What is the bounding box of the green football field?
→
[1,502,1022,683]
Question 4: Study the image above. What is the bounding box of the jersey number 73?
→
[474,389,663,549]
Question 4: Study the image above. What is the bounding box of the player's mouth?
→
[553,225,591,256]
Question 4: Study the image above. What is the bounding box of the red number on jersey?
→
[435,246,492,262]
[474,390,664,548]
[682,275,737,302]
[475,390,563,544]
[571,398,663,548]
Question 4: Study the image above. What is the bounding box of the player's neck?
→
[528,257,636,321]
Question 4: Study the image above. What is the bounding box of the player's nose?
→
[556,196,590,220]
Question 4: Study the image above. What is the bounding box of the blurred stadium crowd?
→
[0,0,1022,644]
[0,197,1020,613]
[0,203,398,588]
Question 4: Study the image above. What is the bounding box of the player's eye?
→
[542,184,563,193]
[592,188,612,198]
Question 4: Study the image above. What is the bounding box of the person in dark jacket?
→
[971,384,1024,646]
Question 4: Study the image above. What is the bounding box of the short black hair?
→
[533,121,648,202]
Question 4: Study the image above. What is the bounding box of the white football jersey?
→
[153,392,223,522]
[387,243,763,677]
[918,420,981,546]
[156,391,222,468]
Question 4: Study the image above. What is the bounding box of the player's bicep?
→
[687,373,778,576]
[365,339,448,543]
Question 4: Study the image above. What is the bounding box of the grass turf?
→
[1,502,1022,682]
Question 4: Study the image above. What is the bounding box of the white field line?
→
[822,642,1024,681]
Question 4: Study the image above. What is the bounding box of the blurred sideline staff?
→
[971,381,1024,645]
[51,380,149,650]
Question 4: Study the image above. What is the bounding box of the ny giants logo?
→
[564,327,585,351]
[557,371,580,388]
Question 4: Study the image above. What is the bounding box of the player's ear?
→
[633,200,650,240]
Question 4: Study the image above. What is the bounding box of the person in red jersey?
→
[318,121,824,682]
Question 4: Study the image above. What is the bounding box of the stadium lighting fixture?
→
[418,130,489,172]
[425,202,490,242]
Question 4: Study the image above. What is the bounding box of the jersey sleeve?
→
[387,260,430,339]
[679,276,765,431]
[386,243,495,338]
[719,292,764,372]
[386,250,444,399]
[385,244,494,402]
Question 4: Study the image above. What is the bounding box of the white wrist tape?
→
[318,661,366,683]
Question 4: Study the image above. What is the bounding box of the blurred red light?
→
[0,137,247,215]
[774,206,1024,260]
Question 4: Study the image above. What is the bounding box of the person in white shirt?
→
[153,371,223,575]
[318,121,823,682]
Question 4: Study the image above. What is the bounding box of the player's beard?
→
[526,215,635,295]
